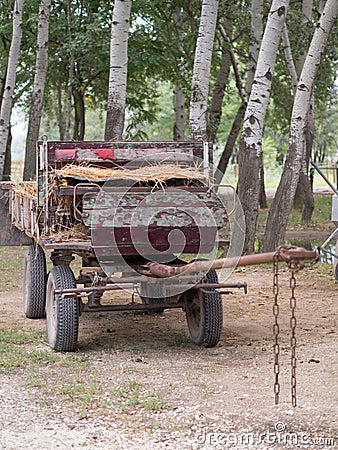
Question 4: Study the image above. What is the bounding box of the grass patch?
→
[144,391,167,411]
[257,195,334,233]
[112,380,140,409]
[0,247,26,289]
[111,381,169,412]
[0,328,90,373]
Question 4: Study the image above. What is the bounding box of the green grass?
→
[144,391,167,411]
[111,380,169,412]
[0,246,26,289]
[111,380,141,409]
[257,194,334,233]
[0,328,90,374]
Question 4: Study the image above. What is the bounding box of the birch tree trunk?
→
[172,11,186,141]
[104,0,132,141]
[245,0,264,94]
[72,86,85,140]
[208,19,233,144]
[57,80,65,140]
[292,0,315,220]
[65,0,74,141]
[0,0,24,180]
[264,0,338,251]
[238,0,289,254]
[282,24,298,93]
[215,0,263,183]
[189,0,219,141]
[23,0,51,181]
[295,0,313,75]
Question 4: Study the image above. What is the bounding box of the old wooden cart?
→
[0,140,248,352]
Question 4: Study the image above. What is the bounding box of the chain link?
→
[273,252,298,407]
[273,253,280,405]
[289,263,297,407]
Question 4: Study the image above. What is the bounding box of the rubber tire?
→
[185,270,223,348]
[140,281,165,314]
[46,265,79,352]
[23,244,47,319]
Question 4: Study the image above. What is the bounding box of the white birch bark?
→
[245,0,264,94]
[0,0,24,179]
[173,11,186,141]
[104,0,132,141]
[216,0,263,185]
[296,0,314,76]
[282,24,298,92]
[189,0,219,141]
[23,0,51,181]
[264,0,338,251]
[65,0,74,141]
[237,0,290,254]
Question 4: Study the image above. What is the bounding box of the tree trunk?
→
[173,85,186,141]
[3,127,12,181]
[263,0,338,252]
[56,80,65,140]
[172,10,186,141]
[104,0,132,141]
[0,0,24,180]
[215,102,246,184]
[282,24,298,93]
[293,95,315,220]
[292,0,315,219]
[65,0,74,141]
[189,0,219,141]
[259,163,268,209]
[208,19,232,144]
[245,0,264,93]
[208,47,231,144]
[215,0,263,184]
[238,0,289,254]
[23,0,51,181]
[72,88,85,140]
[295,0,314,75]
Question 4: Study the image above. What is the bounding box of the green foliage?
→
[1,0,336,156]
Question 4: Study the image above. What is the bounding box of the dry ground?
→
[0,248,337,449]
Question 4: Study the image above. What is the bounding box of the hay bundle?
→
[43,223,90,241]
[12,182,37,199]
[56,163,205,183]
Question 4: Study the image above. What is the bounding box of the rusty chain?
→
[273,251,299,407]
[272,253,280,405]
[289,263,297,407]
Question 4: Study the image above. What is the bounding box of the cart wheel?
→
[185,270,223,348]
[140,281,165,314]
[46,265,79,352]
[23,244,47,319]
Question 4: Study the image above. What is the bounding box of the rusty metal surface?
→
[81,303,182,313]
[141,247,319,278]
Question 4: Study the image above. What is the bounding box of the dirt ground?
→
[0,253,337,449]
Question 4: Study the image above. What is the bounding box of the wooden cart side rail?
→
[0,183,33,246]
[38,140,206,166]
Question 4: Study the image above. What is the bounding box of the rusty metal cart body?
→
[0,140,247,352]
